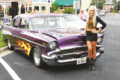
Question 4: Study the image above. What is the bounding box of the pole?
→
[95,0,96,7]
[97,0,98,9]
[75,1,77,15]
[116,2,117,12]
[4,2,5,17]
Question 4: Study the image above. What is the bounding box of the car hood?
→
[41,28,86,48]
[66,21,102,29]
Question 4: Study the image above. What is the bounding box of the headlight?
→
[97,37,102,44]
[47,41,57,50]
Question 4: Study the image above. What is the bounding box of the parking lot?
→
[0,15,120,80]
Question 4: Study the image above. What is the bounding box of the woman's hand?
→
[92,30,99,34]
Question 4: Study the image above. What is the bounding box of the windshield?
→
[64,15,82,22]
[29,17,67,30]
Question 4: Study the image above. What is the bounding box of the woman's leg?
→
[87,41,93,70]
[92,41,97,59]
[87,41,92,59]
[91,41,97,71]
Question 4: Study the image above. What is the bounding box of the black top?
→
[96,16,106,29]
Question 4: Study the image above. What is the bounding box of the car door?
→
[10,18,20,48]
[15,18,31,56]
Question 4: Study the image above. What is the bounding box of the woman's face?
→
[89,7,95,17]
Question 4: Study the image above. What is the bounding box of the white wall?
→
[81,0,91,11]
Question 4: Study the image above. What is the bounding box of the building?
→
[31,0,55,13]
[55,0,91,14]
[103,0,114,12]
[0,0,28,17]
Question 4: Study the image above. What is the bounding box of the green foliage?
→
[90,0,106,10]
[114,1,120,12]
[112,0,117,5]
[0,31,7,48]
[51,1,58,11]
[63,7,75,14]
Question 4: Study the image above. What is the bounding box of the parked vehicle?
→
[3,16,12,26]
[2,14,104,68]
[118,10,120,14]
[99,10,107,16]
[61,14,105,44]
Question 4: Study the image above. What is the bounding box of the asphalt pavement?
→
[0,15,120,80]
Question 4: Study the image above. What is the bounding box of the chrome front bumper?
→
[41,47,104,66]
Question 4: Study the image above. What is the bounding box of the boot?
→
[88,59,92,70]
[91,59,96,71]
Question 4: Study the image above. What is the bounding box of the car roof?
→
[14,13,66,19]
[14,13,77,19]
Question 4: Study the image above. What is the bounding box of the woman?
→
[83,6,106,71]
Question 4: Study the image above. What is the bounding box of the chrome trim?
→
[57,52,101,63]
[96,45,101,47]
[60,45,101,51]
[58,59,76,63]
[47,45,101,56]
[60,45,85,50]
[48,49,60,56]
[42,52,101,63]
[8,34,46,48]
[42,55,52,59]
[61,51,86,56]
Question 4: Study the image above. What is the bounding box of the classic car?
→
[2,14,104,68]
[99,10,106,16]
[118,10,120,14]
[60,14,105,44]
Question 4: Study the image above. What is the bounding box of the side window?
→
[20,18,27,29]
[13,19,20,27]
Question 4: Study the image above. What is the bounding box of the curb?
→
[0,46,8,52]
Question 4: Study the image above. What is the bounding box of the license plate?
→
[77,57,87,65]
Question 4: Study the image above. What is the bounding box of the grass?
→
[0,31,7,48]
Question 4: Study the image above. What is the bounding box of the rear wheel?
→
[7,40,14,50]
[33,47,45,68]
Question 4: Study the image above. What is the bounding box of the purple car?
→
[2,14,104,68]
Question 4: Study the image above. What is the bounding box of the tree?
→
[90,0,106,9]
[51,1,58,12]
[113,0,118,12]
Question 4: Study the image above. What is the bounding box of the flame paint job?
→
[16,39,31,56]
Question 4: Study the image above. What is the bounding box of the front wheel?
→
[7,40,14,50]
[33,47,45,68]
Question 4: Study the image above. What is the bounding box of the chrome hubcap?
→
[34,49,40,65]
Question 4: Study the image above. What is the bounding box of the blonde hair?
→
[87,6,97,28]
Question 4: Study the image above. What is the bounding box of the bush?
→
[63,7,75,14]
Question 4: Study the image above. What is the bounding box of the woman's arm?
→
[97,16,106,30]
[92,16,106,33]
